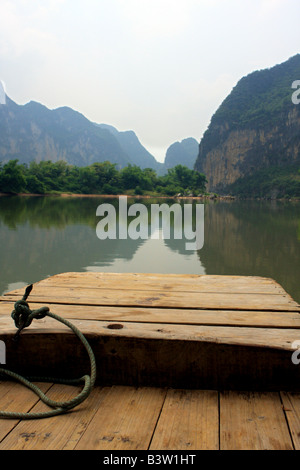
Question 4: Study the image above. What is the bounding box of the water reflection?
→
[0,196,299,303]
[200,200,300,303]
[87,228,204,275]
[0,196,204,296]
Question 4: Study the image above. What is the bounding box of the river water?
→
[0,195,299,304]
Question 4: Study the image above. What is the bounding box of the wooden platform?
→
[0,272,300,450]
[0,383,300,450]
[0,272,300,391]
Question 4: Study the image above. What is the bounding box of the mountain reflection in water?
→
[0,196,299,304]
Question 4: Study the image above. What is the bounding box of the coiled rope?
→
[0,284,96,419]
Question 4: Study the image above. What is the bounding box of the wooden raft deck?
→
[0,272,300,450]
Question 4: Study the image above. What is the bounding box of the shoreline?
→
[0,192,234,200]
[0,192,299,202]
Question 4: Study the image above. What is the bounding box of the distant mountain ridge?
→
[194,54,300,195]
[0,96,132,168]
[0,95,195,173]
[95,123,163,173]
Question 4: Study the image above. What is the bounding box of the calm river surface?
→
[0,196,299,304]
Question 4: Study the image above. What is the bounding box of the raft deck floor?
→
[0,272,300,450]
[1,383,300,450]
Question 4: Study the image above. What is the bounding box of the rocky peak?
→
[195,54,300,194]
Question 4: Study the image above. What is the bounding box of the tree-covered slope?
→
[195,54,300,195]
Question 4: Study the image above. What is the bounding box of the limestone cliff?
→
[195,55,300,194]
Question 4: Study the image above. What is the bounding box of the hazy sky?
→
[0,0,299,162]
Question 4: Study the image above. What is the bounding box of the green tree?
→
[141,168,158,190]
[0,159,26,193]
[76,166,98,194]
[25,174,46,194]
[120,165,144,190]
[90,161,120,193]
[160,165,207,195]
[0,159,208,196]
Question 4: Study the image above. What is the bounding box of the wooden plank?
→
[1,273,299,391]
[1,385,296,451]
[0,381,52,444]
[149,389,219,450]
[1,316,300,350]
[30,272,290,295]
[220,391,293,450]
[280,391,300,450]
[1,318,299,391]
[0,384,107,450]
[74,386,167,450]
[3,287,298,311]
[3,273,298,312]
[1,300,300,328]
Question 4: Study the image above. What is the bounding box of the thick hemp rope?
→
[0,284,96,419]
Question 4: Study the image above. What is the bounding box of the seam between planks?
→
[279,392,296,450]
[3,290,295,297]
[2,298,299,313]
[147,388,169,450]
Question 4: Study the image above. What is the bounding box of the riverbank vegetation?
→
[0,159,207,196]
[227,166,300,199]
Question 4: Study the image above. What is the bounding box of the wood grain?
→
[280,391,300,450]
[1,384,298,450]
[29,272,290,294]
[1,272,299,392]
[0,381,52,444]
[1,301,300,328]
[220,391,293,450]
[0,384,108,450]
[3,272,298,311]
[75,386,167,450]
[149,389,219,450]
[3,288,298,311]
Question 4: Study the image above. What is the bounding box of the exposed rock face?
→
[195,55,300,193]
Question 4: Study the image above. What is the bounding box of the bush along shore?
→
[0,159,208,197]
[1,159,298,201]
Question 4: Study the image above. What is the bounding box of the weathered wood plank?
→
[3,273,298,312]
[3,288,298,311]
[149,389,219,450]
[280,391,300,450]
[75,386,167,450]
[0,384,106,450]
[220,391,293,450]
[1,301,300,328]
[1,316,300,350]
[0,273,299,450]
[1,318,299,391]
[29,272,290,295]
[0,273,299,391]
[1,385,297,451]
[0,381,52,444]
